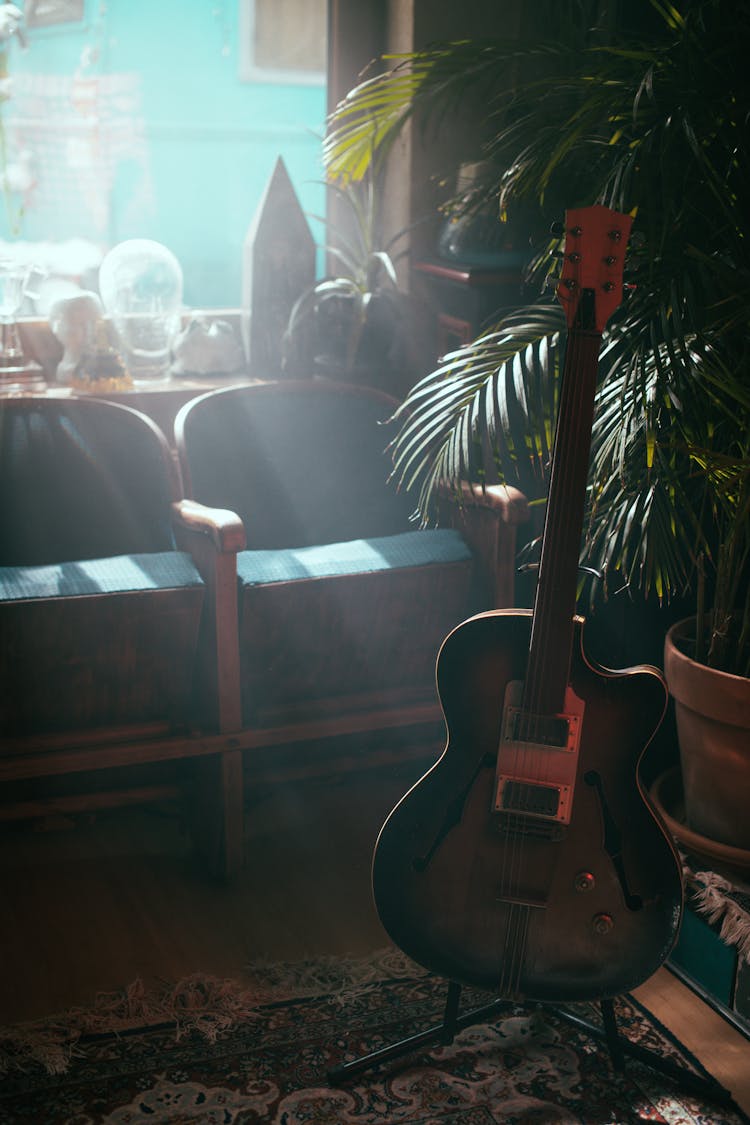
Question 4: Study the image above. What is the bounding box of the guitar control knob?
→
[574,871,596,892]
[592,912,614,935]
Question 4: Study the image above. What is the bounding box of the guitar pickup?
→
[504,705,578,751]
[493,684,583,826]
[501,779,562,817]
[495,775,573,824]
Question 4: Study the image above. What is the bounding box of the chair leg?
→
[218,748,245,881]
[188,749,244,881]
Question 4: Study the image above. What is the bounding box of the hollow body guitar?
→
[373,207,683,1003]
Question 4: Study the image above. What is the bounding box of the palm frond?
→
[327,0,750,671]
[389,302,565,519]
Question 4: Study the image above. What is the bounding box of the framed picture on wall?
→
[239,0,326,84]
[24,0,85,28]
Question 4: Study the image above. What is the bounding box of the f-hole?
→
[584,770,643,910]
[412,753,496,872]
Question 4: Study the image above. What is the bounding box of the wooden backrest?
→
[174,379,416,549]
[0,396,180,566]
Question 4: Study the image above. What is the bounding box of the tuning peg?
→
[545,273,579,294]
[549,220,565,238]
[545,272,573,289]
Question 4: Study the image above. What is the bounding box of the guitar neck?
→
[526,321,602,715]
[523,207,632,717]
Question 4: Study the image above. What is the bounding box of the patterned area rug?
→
[1,948,747,1124]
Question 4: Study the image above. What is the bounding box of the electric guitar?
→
[373,206,683,1002]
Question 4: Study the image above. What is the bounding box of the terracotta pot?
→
[664,617,750,850]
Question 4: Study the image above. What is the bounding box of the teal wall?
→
[2,0,326,308]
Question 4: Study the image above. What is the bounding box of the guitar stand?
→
[327,979,737,1110]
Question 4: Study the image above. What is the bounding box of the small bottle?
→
[72,317,134,392]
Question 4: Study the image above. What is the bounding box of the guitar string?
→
[512,888,533,996]
[492,212,626,1000]
[505,219,625,997]
[520,320,593,994]
[499,282,593,998]
[502,904,517,998]
[518,318,589,969]
[495,280,580,994]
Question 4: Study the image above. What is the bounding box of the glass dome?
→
[99,239,183,384]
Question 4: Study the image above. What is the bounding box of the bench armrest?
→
[438,482,530,609]
[171,499,244,733]
[172,499,246,553]
[438,481,529,523]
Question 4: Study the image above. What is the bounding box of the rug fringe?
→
[0,973,261,1077]
[0,946,425,1077]
[683,860,750,964]
[0,1023,78,1078]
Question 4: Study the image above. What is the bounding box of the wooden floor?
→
[2,748,749,1116]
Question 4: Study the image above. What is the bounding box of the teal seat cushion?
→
[236,528,471,587]
[0,551,203,602]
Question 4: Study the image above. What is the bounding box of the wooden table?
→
[9,313,255,444]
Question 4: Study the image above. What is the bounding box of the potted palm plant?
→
[662,467,750,857]
[323,0,750,856]
[282,157,416,395]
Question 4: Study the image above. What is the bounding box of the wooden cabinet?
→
[414,259,527,366]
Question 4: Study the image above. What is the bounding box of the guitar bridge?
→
[493,682,583,827]
[495,810,566,842]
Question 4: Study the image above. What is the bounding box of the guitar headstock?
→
[556,205,633,332]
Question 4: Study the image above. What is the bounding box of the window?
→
[24,0,84,28]
[239,0,327,85]
[1,5,327,309]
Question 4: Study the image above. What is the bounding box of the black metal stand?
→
[327,980,737,1111]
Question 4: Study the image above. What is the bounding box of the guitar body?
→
[373,609,683,1002]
